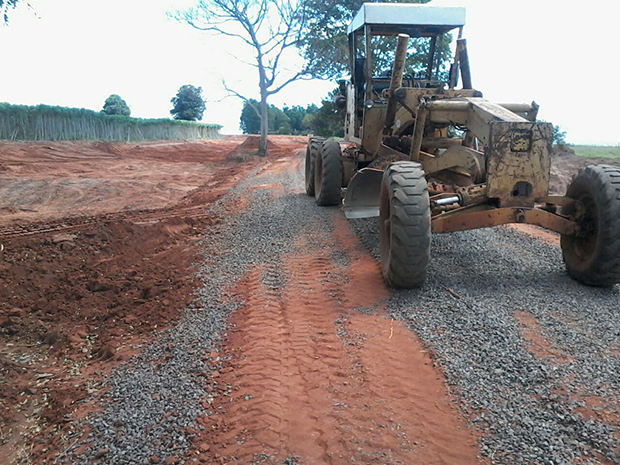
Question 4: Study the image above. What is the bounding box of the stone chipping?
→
[62,156,620,464]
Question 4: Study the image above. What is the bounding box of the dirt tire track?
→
[193,160,482,464]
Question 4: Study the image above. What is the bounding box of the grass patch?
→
[571,145,620,159]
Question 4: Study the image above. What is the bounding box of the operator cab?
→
[344,3,466,141]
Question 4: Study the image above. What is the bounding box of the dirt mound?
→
[549,146,620,195]
[0,139,248,226]
[226,136,279,161]
[0,216,204,462]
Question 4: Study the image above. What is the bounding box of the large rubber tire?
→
[379,162,431,288]
[314,139,343,206]
[561,164,620,287]
[304,137,324,196]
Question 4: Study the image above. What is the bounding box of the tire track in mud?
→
[194,158,481,464]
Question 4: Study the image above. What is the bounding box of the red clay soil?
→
[186,162,482,464]
[513,311,573,364]
[549,147,620,195]
[0,136,306,227]
[0,136,306,464]
[1,217,206,463]
[507,224,561,247]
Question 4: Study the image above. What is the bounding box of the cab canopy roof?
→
[348,3,466,37]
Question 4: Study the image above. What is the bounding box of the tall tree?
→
[1,0,19,23]
[175,0,310,156]
[303,90,344,137]
[299,0,451,81]
[240,99,294,135]
[282,105,308,134]
[552,125,567,145]
[240,99,262,134]
[102,94,131,116]
[170,85,206,121]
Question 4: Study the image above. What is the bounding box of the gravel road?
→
[64,152,619,464]
[352,221,620,464]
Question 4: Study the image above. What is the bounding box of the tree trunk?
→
[259,89,268,157]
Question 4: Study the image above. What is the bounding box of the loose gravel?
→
[351,219,620,464]
[61,154,620,465]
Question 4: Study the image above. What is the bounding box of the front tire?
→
[380,162,431,288]
[314,139,343,206]
[305,137,323,196]
[561,164,620,287]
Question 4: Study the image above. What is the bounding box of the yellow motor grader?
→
[305,3,620,288]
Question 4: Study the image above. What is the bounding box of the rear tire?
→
[305,137,323,196]
[561,164,620,287]
[314,139,343,206]
[380,162,431,288]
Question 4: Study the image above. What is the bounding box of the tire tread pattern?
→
[562,164,620,286]
[315,140,342,206]
[381,162,431,288]
[304,137,324,196]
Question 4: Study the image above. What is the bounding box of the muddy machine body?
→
[305,3,620,288]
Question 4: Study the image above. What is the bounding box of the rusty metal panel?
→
[362,106,386,155]
[431,206,576,234]
[486,121,552,207]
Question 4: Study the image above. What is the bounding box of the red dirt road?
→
[0,136,304,463]
[186,158,482,464]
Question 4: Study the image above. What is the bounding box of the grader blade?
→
[343,168,384,219]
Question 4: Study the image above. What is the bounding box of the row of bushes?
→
[0,103,222,142]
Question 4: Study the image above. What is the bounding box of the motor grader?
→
[305,3,620,288]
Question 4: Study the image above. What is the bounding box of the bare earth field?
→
[1,138,619,465]
[0,136,303,463]
[0,137,284,227]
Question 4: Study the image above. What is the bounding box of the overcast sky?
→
[1,0,618,144]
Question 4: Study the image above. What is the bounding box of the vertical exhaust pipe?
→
[457,38,473,89]
[383,34,409,135]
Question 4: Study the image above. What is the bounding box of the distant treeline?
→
[0,103,222,142]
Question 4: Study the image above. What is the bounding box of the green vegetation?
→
[302,90,345,138]
[552,125,566,145]
[300,0,450,80]
[0,103,221,142]
[240,91,344,138]
[1,0,19,23]
[572,145,620,159]
[240,101,315,135]
[538,120,567,146]
[170,85,206,121]
[102,94,131,117]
